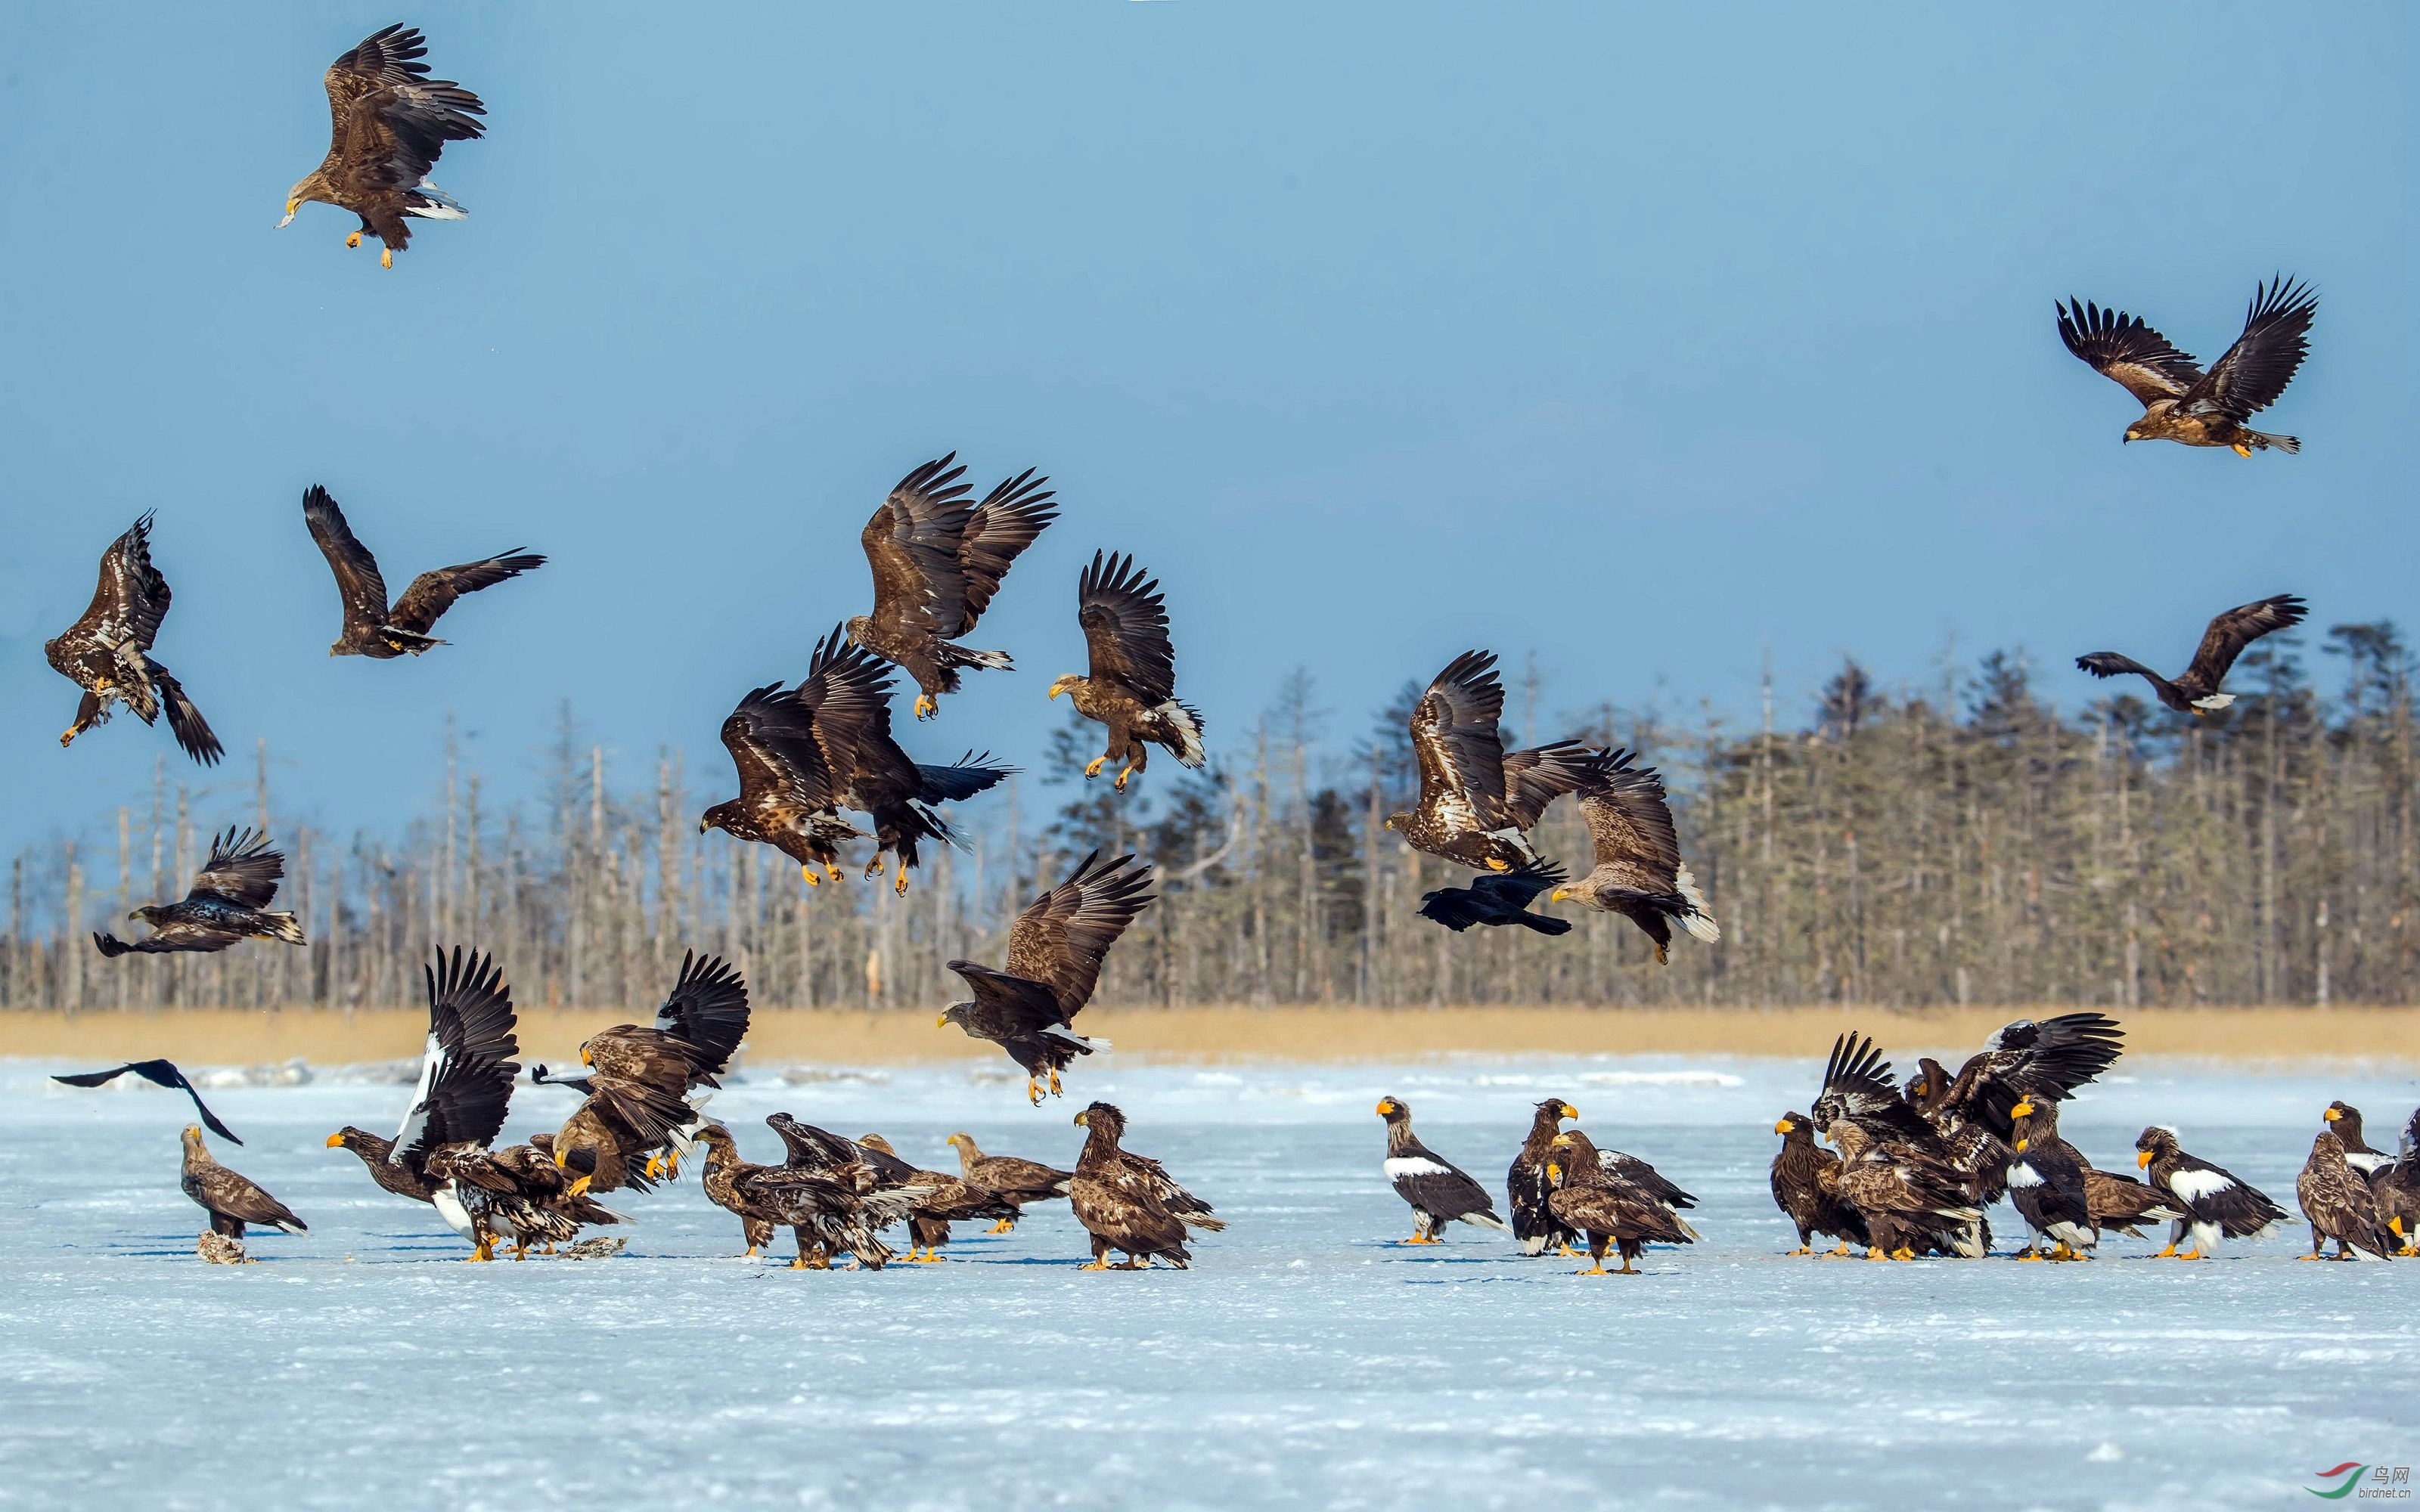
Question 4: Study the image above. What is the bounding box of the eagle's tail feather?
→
[254,912,307,947]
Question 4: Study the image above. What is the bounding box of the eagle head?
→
[1382,810,1410,833]
[698,804,734,836]
[1047,674,1083,701]
[937,1002,972,1031]
[128,904,159,924]
[2121,423,2145,444]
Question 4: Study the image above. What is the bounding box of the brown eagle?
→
[182,1126,306,1262]
[2006,1097,2099,1260]
[939,851,1156,1103]
[1544,1129,1697,1275]
[2056,277,2316,454]
[700,681,865,885]
[799,627,1013,894]
[2297,1125,2398,1262]
[1049,550,1207,792]
[1385,650,1593,873]
[1770,1111,1869,1256]
[93,828,306,959]
[572,952,751,1100]
[848,456,1057,719]
[47,513,220,765]
[1069,1101,1215,1270]
[855,1134,1020,1262]
[376,947,523,1258]
[1548,749,1719,963]
[763,1113,935,1269]
[278,25,485,268]
[1824,1120,1986,1261]
[302,486,542,656]
[1509,1098,1580,1256]
[945,1132,1074,1233]
[2077,594,2305,716]
[2134,1125,2288,1259]
[1375,1096,1509,1244]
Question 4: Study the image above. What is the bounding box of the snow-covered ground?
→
[2,1052,2413,1510]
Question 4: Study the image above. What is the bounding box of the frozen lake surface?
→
[2,1052,2413,1510]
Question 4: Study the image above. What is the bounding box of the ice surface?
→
[2,1052,2413,1510]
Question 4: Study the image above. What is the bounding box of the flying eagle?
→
[1373,1096,1510,1244]
[1070,1101,1213,1270]
[1509,1098,1580,1257]
[1386,650,1593,874]
[1770,1111,1869,1256]
[181,1126,306,1262]
[53,1060,242,1144]
[2077,594,2306,716]
[848,456,1057,720]
[939,850,1157,1103]
[2007,1097,2099,1260]
[572,951,751,1101]
[700,681,866,885]
[1049,551,1208,792]
[278,25,486,268]
[2134,1125,2288,1259]
[944,1132,1074,1233]
[46,513,220,765]
[92,829,306,959]
[798,627,1013,894]
[302,486,542,657]
[2297,1128,2397,1262]
[1418,860,1571,935]
[2056,276,2316,454]
[1549,749,1720,962]
[377,947,522,1258]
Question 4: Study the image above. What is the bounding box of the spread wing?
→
[300,486,390,625]
[1004,851,1158,1016]
[321,25,486,198]
[389,551,545,634]
[915,751,1014,805]
[2183,276,2316,420]
[394,947,520,1162]
[51,1059,241,1144]
[653,951,751,1077]
[187,828,284,910]
[1574,750,1681,888]
[948,469,1056,637]
[768,1114,863,1171]
[1500,740,1596,829]
[1409,650,1509,814]
[57,514,172,670]
[721,683,838,810]
[860,455,975,637]
[2055,298,2202,405]
[799,626,910,798]
[1078,550,1177,703]
[1813,1032,1937,1146]
[950,959,1069,1030]
[2183,594,2306,690]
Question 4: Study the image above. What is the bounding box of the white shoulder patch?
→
[1385,1156,1456,1181]
[2006,1161,2045,1189]
[2167,1167,2236,1204]
[2344,1151,2391,1174]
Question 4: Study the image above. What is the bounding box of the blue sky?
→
[0,3,2409,863]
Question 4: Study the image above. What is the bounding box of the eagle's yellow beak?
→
[1545,1163,1562,1182]
[554,1145,569,1169]
[2013,1137,2029,1152]
[1560,1104,1576,1119]
[579,1047,593,1067]
[1550,1133,1572,1148]
[1774,1119,1792,1135]
[325,1132,345,1148]
[1912,1082,1928,1099]
[1375,1099,1394,1116]
[2136,1150,2153,1170]
[1549,888,1566,903]
[1073,1111,1090,1127]
[2324,1107,2341,1123]
[1047,676,1072,700]
[935,1013,949,1029]
[2010,1098,2034,1120]
[1381,817,1393,830]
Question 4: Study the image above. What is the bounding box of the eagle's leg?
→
[1786,1245,1813,1256]
[1826,1241,1852,1257]
[1613,1254,1640,1275]
[2176,1249,2203,1260]
[1863,1246,1889,1262]
[1079,1236,1113,1271]
[915,694,935,720]
[2231,442,2253,457]
[894,865,910,897]
[864,855,886,880]
[1556,1242,1580,1258]
[801,865,821,888]
[1025,1077,1044,1107]
[1082,756,1107,780]
[824,863,845,885]
[1115,764,1140,792]
[1484,857,1512,872]
[1889,1247,1917,1261]
[986,1218,1016,1235]
[2011,1247,2041,1262]
[467,1233,495,1263]
[1047,1067,1063,1096]
[380,246,393,269]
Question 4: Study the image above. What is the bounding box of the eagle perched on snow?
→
[849,455,1057,720]
[2055,276,2316,454]
[279,25,486,268]
[46,513,220,766]
[1385,650,1593,874]
[1050,550,1207,792]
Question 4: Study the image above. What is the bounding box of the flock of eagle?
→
[39,27,2376,1269]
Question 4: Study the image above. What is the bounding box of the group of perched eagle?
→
[85,946,1221,1268]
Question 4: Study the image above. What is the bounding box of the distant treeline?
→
[6,622,2415,1013]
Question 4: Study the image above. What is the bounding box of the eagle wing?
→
[2183,594,2306,691]
[1501,740,1596,829]
[2055,298,2203,405]
[53,514,172,683]
[721,683,838,811]
[300,486,391,627]
[186,827,284,910]
[1409,650,1510,817]
[321,25,486,199]
[860,455,975,638]
[1574,751,1682,888]
[949,959,1069,1033]
[1077,550,1178,703]
[1812,1032,1938,1147]
[915,751,1014,805]
[393,948,520,1162]
[798,627,911,800]
[193,1162,307,1232]
[949,469,1057,637]
[653,951,751,1077]
[2183,276,2316,421]
[388,551,545,635]
[1004,851,1158,1017]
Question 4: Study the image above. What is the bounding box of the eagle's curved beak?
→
[2010,1099,2034,1120]
[1774,1119,1792,1135]
[554,1145,569,1169]
[2323,1107,2341,1123]
[1550,1133,1571,1148]
[1381,817,1392,831]
[2013,1137,2029,1152]
[278,199,299,228]
[1548,888,1566,903]
[1073,1110,1090,1127]
[935,1013,948,1029]
[1047,677,1069,700]
[325,1132,345,1148]
[1560,1104,1576,1119]
[2136,1150,2153,1169]
[579,1047,593,1067]
[1374,1099,1392,1116]
[1545,1163,1562,1182]
[697,816,709,834]
[126,910,143,922]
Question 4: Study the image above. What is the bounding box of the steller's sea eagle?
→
[279,25,485,268]
[302,486,542,656]
[2076,593,2305,715]
[2056,277,2316,454]
[1049,550,1207,792]
[47,513,220,765]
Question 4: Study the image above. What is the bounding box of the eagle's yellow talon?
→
[2231,442,2252,457]
[824,864,844,885]
[1083,757,1107,780]
[1113,766,1134,791]
[802,866,820,886]
[345,231,361,248]
[894,867,910,897]
[1485,857,1512,872]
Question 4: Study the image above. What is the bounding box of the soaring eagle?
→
[1418,860,1571,935]
[700,681,865,885]
[1509,1098,1580,1256]
[302,486,542,656]
[2297,1128,2397,1262]
[94,828,306,959]
[2056,277,2316,454]
[798,627,1012,894]
[849,456,1057,720]
[181,1126,306,1262]
[2077,594,2306,716]
[278,25,486,268]
[1548,749,1719,963]
[1373,1096,1509,1244]
[373,947,523,1259]
[1385,651,1593,874]
[2134,1126,2288,1259]
[572,951,751,1101]
[1544,1129,1697,1275]
[940,851,1157,1103]
[1770,1111,1869,1256]
[1049,551,1208,792]
[945,1132,1074,1233]
[53,1060,241,1144]
[47,513,220,765]
[1069,1101,1217,1270]
[2007,1097,2099,1259]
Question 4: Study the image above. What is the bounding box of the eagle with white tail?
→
[278,25,486,268]
[2075,593,2305,717]
[1050,550,1207,792]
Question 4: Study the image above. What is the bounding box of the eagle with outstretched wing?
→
[279,24,486,268]
[2056,276,2316,454]
[699,681,865,885]
[47,513,220,765]
[1549,749,1719,963]
[1050,550,1207,792]
[2076,594,2304,716]
[93,828,306,959]
[1386,650,1593,874]
[302,486,542,657]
